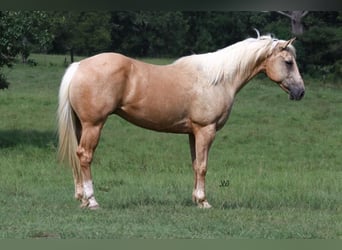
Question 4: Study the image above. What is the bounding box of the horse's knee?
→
[198,167,207,177]
[193,161,207,174]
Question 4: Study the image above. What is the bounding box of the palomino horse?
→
[58,35,305,209]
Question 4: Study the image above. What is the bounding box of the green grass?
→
[0,54,341,239]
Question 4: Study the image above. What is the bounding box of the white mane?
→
[175,35,295,85]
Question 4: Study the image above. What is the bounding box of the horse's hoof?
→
[79,198,100,210]
[80,202,100,210]
[198,200,212,209]
[89,204,100,210]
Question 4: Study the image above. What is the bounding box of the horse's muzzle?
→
[289,87,305,101]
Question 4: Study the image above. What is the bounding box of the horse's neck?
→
[177,43,268,94]
[220,52,265,95]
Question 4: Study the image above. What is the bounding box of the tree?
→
[0,11,52,88]
[110,11,189,57]
[49,11,112,62]
[299,12,342,80]
[277,11,309,36]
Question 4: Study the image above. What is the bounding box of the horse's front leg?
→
[189,124,216,208]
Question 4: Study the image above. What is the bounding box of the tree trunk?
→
[277,11,309,36]
[290,11,305,36]
[70,47,74,63]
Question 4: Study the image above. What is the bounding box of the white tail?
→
[57,62,81,183]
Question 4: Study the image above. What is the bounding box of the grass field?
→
[0,54,341,239]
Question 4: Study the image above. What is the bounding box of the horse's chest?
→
[215,104,233,130]
[190,88,234,128]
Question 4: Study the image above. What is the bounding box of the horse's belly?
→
[115,105,192,133]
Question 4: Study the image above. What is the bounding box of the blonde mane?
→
[175,35,296,85]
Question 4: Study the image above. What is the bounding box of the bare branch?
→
[277,11,293,19]
[301,11,309,18]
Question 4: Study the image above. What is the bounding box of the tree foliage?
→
[49,12,112,57]
[110,11,189,57]
[0,11,52,88]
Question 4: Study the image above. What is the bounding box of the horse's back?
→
[68,53,187,126]
[80,52,128,65]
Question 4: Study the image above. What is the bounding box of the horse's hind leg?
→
[73,119,84,201]
[77,122,104,209]
[73,168,84,201]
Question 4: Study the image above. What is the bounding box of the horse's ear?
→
[281,37,296,50]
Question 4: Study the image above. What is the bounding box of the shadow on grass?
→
[110,196,194,210]
[0,129,57,148]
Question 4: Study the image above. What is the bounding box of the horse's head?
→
[265,38,305,100]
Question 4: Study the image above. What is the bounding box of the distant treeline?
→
[1,11,341,83]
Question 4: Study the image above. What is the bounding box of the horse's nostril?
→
[290,88,305,100]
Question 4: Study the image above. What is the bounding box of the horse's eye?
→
[285,59,293,65]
